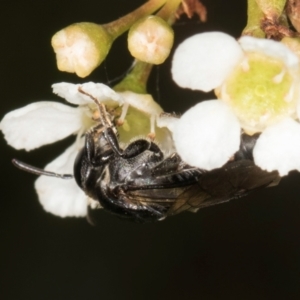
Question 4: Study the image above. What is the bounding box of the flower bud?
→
[51,22,113,78]
[128,16,174,64]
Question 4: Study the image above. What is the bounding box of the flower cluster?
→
[2,0,300,219]
[160,31,300,176]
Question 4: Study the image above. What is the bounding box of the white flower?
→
[1,82,172,217]
[0,82,123,217]
[169,32,300,175]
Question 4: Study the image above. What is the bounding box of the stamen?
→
[241,57,249,72]
[117,102,129,126]
[272,69,285,84]
[78,87,112,128]
[147,114,156,140]
[284,84,294,102]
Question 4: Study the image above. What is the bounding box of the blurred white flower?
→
[169,32,300,175]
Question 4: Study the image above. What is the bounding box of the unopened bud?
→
[51,22,113,78]
[128,16,174,64]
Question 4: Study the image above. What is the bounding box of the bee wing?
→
[127,160,280,216]
[168,159,280,215]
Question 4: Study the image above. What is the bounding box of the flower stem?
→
[242,0,265,37]
[103,0,168,38]
[156,0,182,23]
[255,0,286,19]
[113,60,153,94]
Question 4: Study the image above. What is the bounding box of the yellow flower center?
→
[221,52,296,134]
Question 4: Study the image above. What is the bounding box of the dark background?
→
[1,1,300,299]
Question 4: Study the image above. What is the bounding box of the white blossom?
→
[169,32,300,175]
[0,82,122,217]
[1,82,171,217]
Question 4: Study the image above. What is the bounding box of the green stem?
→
[103,0,168,38]
[113,60,153,94]
[113,0,181,94]
[255,0,287,18]
[242,0,265,37]
[156,0,182,23]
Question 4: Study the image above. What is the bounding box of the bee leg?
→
[122,140,164,160]
[151,153,182,176]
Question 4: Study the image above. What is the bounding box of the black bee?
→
[12,91,280,224]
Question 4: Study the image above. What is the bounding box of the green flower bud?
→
[128,16,174,65]
[51,22,113,78]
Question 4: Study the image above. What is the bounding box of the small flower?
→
[1,82,172,217]
[1,82,123,217]
[169,31,300,175]
[51,23,113,77]
[128,16,174,64]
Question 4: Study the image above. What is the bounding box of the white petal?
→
[239,36,299,71]
[0,102,82,151]
[172,100,241,170]
[118,91,163,115]
[171,32,244,92]
[296,97,300,120]
[35,142,88,217]
[156,114,179,132]
[52,82,124,105]
[253,118,300,176]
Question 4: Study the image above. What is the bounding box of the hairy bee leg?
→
[104,127,124,157]
[122,140,152,158]
[151,153,182,176]
[104,127,160,159]
[85,128,115,165]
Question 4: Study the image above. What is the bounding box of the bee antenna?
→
[12,159,73,179]
[78,87,112,128]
